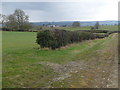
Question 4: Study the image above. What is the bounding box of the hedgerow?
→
[36,29,110,50]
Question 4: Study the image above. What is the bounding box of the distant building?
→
[47,25,59,27]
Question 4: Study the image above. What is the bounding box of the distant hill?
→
[31,20,118,26]
[0,20,118,28]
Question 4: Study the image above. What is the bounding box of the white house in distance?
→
[47,25,59,27]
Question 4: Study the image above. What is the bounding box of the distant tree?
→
[0,14,7,26]
[4,9,31,31]
[14,9,30,31]
[5,14,18,30]
[94,21,100,29]
[42,24,45,26]
[62,25,67,27]
[72,21,80,27]
[90,26,95,30]
[48,23,51,25]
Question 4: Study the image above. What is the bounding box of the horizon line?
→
[30,20,118,22]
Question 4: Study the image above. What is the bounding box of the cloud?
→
[1,0,119,22]
[24,10,53,22]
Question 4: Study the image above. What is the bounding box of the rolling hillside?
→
[31,20,118,26]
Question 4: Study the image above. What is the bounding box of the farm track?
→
[39,33,118,88]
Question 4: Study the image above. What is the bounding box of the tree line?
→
[0,9,32,31]
[0,9,101,31]
[72,21,100,30]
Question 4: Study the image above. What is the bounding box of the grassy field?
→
[2,29,118,88]
[32,25,118,31]
[61,25,118,31]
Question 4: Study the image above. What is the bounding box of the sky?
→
[1,0,119,22]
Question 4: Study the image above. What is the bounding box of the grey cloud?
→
[2,2,118,21]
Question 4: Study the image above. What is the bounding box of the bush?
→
[79,30,109,33]
[36,29,98,50]
[36,29,113,50]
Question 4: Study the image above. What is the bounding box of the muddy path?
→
[38,34,118,88]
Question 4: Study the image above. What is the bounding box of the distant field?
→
[58,25,118,31]
[2,31,118,88]
[31,25,118,31]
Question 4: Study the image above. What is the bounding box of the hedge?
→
[36,29,111,50]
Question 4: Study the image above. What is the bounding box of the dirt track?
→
[39,34,118,88]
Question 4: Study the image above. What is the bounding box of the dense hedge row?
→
[36,29,111,50]
[79,30,109,33]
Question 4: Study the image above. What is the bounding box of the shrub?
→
[36,29,98,50]
[36,29,113,50]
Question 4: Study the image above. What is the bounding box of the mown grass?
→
[2,31,118,88]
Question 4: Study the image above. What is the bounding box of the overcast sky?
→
[1,0,119,22]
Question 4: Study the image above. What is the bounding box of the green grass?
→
[50,33,118,88]
[100,25,118,31]
[62,25,118,31]
[54,26,91,31]
[31,25,118,31]
[2,31,117,88]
